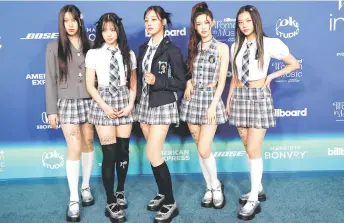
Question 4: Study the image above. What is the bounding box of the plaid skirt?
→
[57,98,91,124]
[180,87,228,125]
[135,93,179,125]
[88,86,134,126]
[229,87,276,129]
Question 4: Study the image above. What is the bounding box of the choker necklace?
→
[202,37,213,43]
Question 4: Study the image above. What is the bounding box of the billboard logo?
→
[145,27,187,37]
[275,108,307,117]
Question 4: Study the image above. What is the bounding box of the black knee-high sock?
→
[116,137,130,192]
[101,143,117,204]
[152,162,175,205]
[151,164,164,195]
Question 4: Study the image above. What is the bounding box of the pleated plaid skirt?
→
[229,87,275,129]
[180,87,228,125]
[135,93,179,125]
[57,98,91,124]
[88,86,134,126]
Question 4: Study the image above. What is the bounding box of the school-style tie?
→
[108,47,120,96]
[241,42,253,88]
[142,45,158,95]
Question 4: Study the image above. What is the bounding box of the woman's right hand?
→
[184,80,194,101]
[102,104,117,119]
[226,100,231,116]
[48,114,59,129]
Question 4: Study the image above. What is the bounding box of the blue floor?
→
[1,174,344,223]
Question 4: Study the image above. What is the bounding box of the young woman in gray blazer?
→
[45,5,94,222]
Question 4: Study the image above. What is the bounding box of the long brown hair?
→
[57,5,90,83]
[186,2,213,75]
[232,5,267,78]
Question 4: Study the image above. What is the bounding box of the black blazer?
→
[136,36,186,108]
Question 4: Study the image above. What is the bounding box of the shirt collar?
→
[243,37,257,48]
[147,36,164,48]
[102,43,120,52]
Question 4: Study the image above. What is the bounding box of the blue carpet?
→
[1,175,344,223]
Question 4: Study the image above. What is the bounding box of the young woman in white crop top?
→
[226,5,300,221]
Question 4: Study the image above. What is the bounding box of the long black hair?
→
[93,13,132,83]
[57,5,90,82]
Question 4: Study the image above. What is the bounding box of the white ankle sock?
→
[81,151,94,189]
[248,158,263,201]
[66,160,80,202]
[248,157,263,192]
[202,153,220,189]
[198,155,212,190]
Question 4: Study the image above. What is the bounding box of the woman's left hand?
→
[263,76,273,91]
[144,72,156,85]
[115,104,134,117]
[207,105,216,124]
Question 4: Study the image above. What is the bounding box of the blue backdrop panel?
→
[0,1,343,179]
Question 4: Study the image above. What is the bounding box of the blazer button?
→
[79,80,83,83]
[77,53,81,56]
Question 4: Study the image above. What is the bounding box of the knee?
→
[67,146,82,159]
[85,138,94,152]
[117,137,130,156]
[198,148,211,159]
[146,150,161,164]
[246,148,261,160]
[99,136,116,145]
[101,144,116,164]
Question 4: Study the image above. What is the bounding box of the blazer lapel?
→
[152,36,170,61]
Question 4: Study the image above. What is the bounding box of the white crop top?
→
[231,36,290,81]
[85,44,137,86]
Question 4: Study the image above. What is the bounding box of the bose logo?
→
[20,33,59,40]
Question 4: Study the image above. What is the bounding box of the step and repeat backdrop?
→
[0,1,343,180]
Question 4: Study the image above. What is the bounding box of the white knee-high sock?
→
[248,158,263,201]
[248,157,263,192]
[81,151,94,189]
[199,155,212,190]
[202,153,220,189]
[66,160,80,202]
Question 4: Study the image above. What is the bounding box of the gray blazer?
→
[45,40,91,115]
